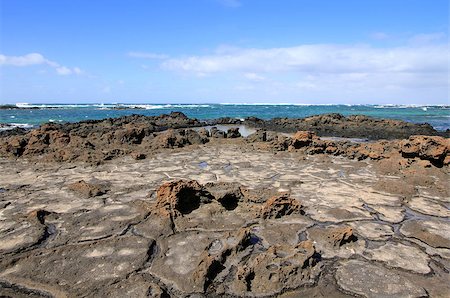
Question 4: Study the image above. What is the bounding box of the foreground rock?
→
[0,115,449,297]
[336,260,427,298]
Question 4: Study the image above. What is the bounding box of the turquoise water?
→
[1,104,449,131]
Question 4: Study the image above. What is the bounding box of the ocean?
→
[1,103,449,131]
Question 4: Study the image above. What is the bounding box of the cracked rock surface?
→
[0,141,449,297]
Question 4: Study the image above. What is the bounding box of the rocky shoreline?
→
[0,112,449,297]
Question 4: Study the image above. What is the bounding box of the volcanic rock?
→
[67,180,108,198]
[259,193,303,219]
[154,180,213,218]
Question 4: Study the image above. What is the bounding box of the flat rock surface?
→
[336,259,428,298]
[0,142,449,297]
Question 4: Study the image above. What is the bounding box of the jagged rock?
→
[226,127,241,138]
[290,131,316,149]
[154,180,213,217]
[307,225,364,258]
[401,135,449,166]
[259,193,303,219]
[210,127,226,138]
[204,182,244,211]
[67,180,108,198]
[230,240,321,296]
[197,127,210,138]
[246,129,267,142]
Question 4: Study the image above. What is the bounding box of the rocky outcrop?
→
[1,112,448,167]
[0,112,204,163]
[244,113,447,139]
[247,129,449,168]
[401,135,450,166]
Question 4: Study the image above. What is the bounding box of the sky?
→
[0,0,448,104]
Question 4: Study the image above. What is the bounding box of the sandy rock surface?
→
[0,141,449,297]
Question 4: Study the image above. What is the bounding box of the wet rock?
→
[336,259,427,298]
[67,180,108,198]
[154,180,213,218]
[259,193,303,219]
[363,242,430,274]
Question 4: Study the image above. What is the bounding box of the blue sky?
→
[0,0,448,104]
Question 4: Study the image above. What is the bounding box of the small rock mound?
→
[68,180,108,198]
[260,193,303,219]
[290,131,317,149]
[155,180,213,217]
[325,226,358,247]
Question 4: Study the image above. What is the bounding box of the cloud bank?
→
[0,53,82,75]
[154,41,448,103]
[161,44,447,75]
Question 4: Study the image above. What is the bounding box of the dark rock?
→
[226,128,241,138]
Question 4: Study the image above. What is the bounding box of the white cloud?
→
[162,44,448,75]
[159,41,448,103]
[0,52,82,75]
[128,51,169,59]
[0,53,47,66]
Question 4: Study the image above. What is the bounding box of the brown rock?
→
[231,240,320,296]
[327,226,357,247]
[260,193,303,219]
[291,131,316,148]
[401,135,450,165]
[68,180,108,198]
[155,180,213,218]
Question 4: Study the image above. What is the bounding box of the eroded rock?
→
[259,193,303,219]
[154,180,213,218]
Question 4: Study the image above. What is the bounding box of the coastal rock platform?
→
[1,140,449,297]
